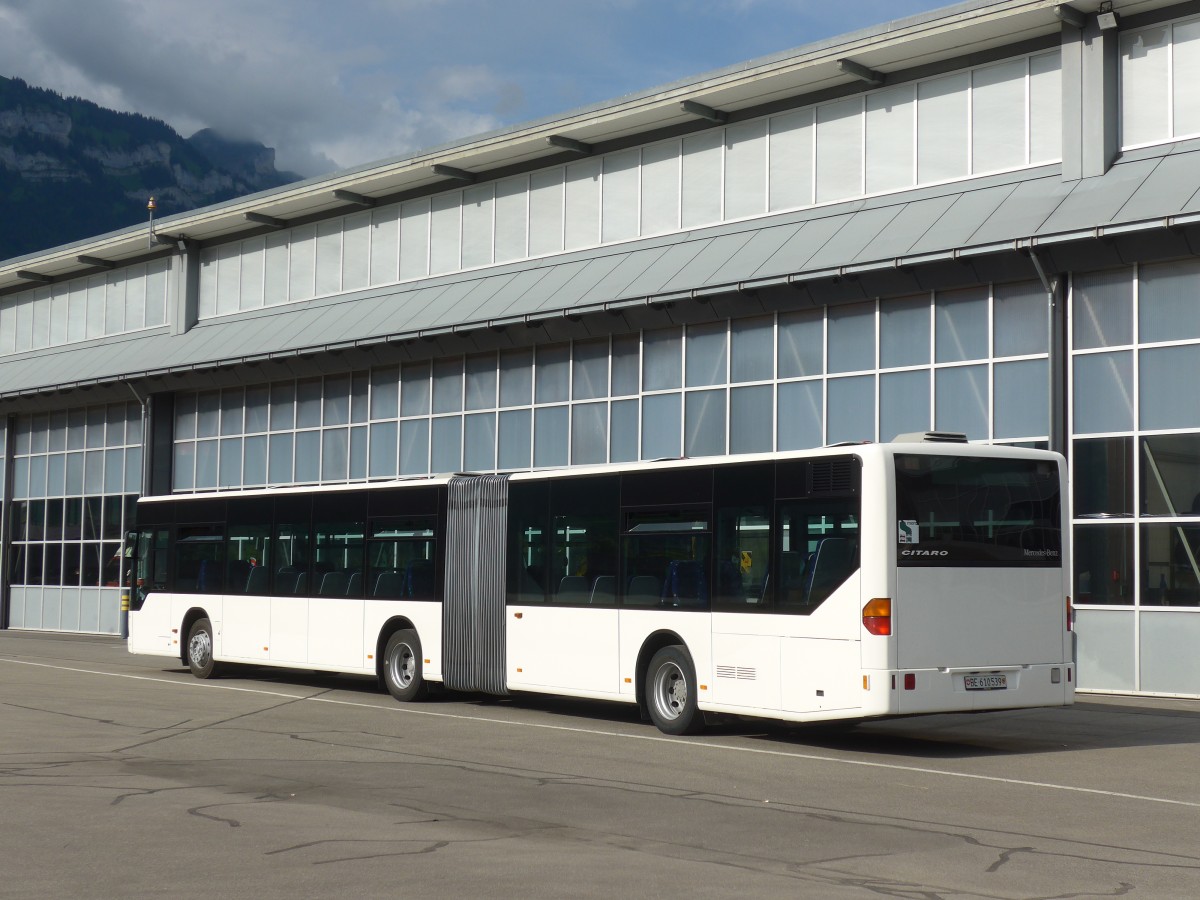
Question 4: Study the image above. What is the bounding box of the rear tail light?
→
[1066,595,1073,632]
[863,597,891,635]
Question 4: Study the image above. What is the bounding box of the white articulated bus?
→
[127,436,1074,734]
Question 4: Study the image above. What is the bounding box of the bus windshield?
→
[894,454,1062,567]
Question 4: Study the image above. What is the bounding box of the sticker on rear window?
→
[898,520,919,544]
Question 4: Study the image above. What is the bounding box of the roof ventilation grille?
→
[893,431,968,444]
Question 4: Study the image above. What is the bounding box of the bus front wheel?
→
[186,617,222,679]
[383,629,429,702]
[645,645,704,735]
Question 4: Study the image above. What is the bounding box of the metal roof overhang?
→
[1,0,1185,292]
[6,135,1200,405]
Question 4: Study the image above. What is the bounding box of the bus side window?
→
[175,525,225,594]
[713,506,772,610]
[776,502,859,613]
[508,482,549,604]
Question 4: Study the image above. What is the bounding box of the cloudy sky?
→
[0,0,955,177]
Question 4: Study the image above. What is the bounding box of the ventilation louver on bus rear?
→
[808,458,857,494]
[893,431,969,443]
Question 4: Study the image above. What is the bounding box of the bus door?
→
[506,476,621,696]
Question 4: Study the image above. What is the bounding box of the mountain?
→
[0,76,302,262]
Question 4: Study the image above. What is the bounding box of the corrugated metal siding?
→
[442,474,510,695]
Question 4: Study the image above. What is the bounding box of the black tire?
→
[645,645,704,735]
[186,617,222,679]
[383,629,428,702]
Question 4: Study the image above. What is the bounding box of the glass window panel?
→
[724,119,767,220]
[686,322,727,387]
[431,416,462,471]
[935,286,988,362]
[268,433,293,484]
[401,362,431,416]
[399,198,431,280]
[529,168,564,256]
[244,434,267,486]
[1074,523,1133,604]
[641,393,681,460]
[269,382,296,431]
[245,385,270,433]
[351,373,370,424]
[499,349,533,407]
[1074,436,1133,517]
[917,72,969,182]
[572,339,608,400]
[827,302,875,373]
[865,84,915,193]
[880,370,930,441]
[534,406,568,468]
[322,375,350,426]
[602,149,640,243]
[429,191,462,275]
[195,392,219,439]
[370,204,400,286]
[1073,351,1134,434]
[351,427,369,481]
[641,140,680,236]
[30,413,48,453]
[571,402,608,465]
[465,354,497,411]
[498,409,532,470]
[66,283,85,343]
[195,440,218,490]
[778,309,823,378]
[294,430,320,483]
[219,437,242,488]
[123,271,146,329]
[1140,434,1200,516]
[1139,257,1200,343]
[369,421,398,478]
[816,97,863,202]
[461,184,494,268]
[432,358,463,414]
[1141,523,1200,607]
[994,358,1048,439]
[682,130,722,228]
[11,455,28,500]
[610,399,639,463]
[296,379,322,428]
[769,109,814,210]
[315,219,343,296]
[289,224,316,301]
[685,390,726,458]
[1175,20,1200,137]
[1073,268,1133,349]
[399,419,430,475]
[730,316,773,383]
[495,176,529,263]
[1121,26,1170,146]
[103,275,124,333]
[27,455,46,498]
[65,451,84,494]
[535,343,570,403]
[1141,345,1200,430]
[880,294,930,368]
[83,277,104,338]
[464,413,496,471]
[321,428,349,481]
[564,157,601,250]
[730,384,772,454]
[47,453,65,497]
[828,376,875,443]
[219,388,243,436]
[370,367,400,420]
[264,231,289,305]
[777,380,823,450]
[343,211,371,292]
[611,334,641,396]
[935,365,988,440]
[972,59,1027,173]
[1030,51,1062,163]
[643,329,682,391]
[994,280,1048,357]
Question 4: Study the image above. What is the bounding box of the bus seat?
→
[345,571,362,597]
[245,565,269,595]
[804,538,855,606]
[196,559,221,593]
[589,575,616,604]
[626,575,660,606]
[716,559,743,602]
[405,559,435,598]
[228,560,252,594]
[293,572,309,595]
[556,575,588,604]
[373,571,405,598]
[318,571,349,596]
[663,560,707,607]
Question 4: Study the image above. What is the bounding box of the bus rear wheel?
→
[383,629,429,702]
[186,617,222,679]
[645,645,704,735]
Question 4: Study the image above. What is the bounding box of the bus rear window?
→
[894,454,1061,567]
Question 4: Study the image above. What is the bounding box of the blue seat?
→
[662,560,707,607]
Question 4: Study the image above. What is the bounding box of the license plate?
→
[964,674,1007,691]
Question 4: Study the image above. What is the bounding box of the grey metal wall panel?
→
[434,272,520,325]
[466,268,554,322]
[508,260,592,312]
[618,239,714,297]
[442,474,509,695]
[1115,152,1200,221]
[533,255,630,311]
[752,215,854,279]
[968,178,1072,245]
[704,223,805,286]
[805,206,905,269]
[659,231,758,292]
[1036,159,1158,235]
[852,195,960,261]
[578,246,672,305]
[905,184,1017,255]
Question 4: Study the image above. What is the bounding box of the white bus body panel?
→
[222,596,272,661]
[507,605,620,697]
[269,597,308,663]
